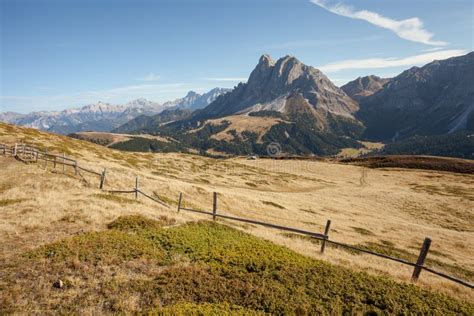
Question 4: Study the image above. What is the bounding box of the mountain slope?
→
[357,52,474,141]
[112,108,193,134]
[370,132,474,159]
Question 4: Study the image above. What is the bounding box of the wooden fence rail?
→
[1,142,104,186]
[1,142,472,289]
[176,192,474,289]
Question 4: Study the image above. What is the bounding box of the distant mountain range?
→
[106,52,474,158]
[0,88,229,134]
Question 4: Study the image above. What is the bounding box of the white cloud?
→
[310,0,447,46]
[202,77,247,82]
[318,49,466,72]
[136,72,161,81]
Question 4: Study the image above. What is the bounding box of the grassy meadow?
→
[0,122,473,312]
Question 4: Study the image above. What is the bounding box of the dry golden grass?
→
[190,115,287,142]
[72,131,171,146]
[0,122,473,301]
[337,141,384,158]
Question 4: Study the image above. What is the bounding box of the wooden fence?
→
[1,143,106,188]
[1,142,472,289]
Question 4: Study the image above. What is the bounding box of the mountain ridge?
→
[357,52,474,141]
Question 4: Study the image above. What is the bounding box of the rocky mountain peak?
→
[258,54,275,67]
[341,75,390,101]
[185,91,199,98]
[198,54,358,119]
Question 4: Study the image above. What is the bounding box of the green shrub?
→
[9,217,474,314]
[27,230,165,265]
[107,214,176,232]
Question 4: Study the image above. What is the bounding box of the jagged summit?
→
[258,53,275,66]
[185,91,199,98]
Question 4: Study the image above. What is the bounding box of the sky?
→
[1,0,473,113]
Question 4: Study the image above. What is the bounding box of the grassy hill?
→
[0,122,473,312]
[1,215,473,314]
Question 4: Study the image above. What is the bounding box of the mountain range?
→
[108,52,474,158]
[4,52,474,158]
[0,88,229,134]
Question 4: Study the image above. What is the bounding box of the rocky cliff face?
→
[341,75,390,101]
[357,52,474,141]
[197,54,358,120]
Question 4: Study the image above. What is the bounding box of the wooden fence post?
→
[320,220,331,253]
[99,168,107,189]
[135,176,139,199]
[53,156,57,169]
[177,193,183,212]
[412,237,431,282]
[212,192,217,220]
[44,149,48,168]
[13,143,17,156]
[62,153,66,173]
[74,161,77,175]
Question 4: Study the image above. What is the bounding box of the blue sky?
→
[1,0,472,113]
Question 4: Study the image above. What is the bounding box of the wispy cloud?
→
[421,47,445,53]
[136,72,161,81]
[318,50,467,72]
[266,35,382,50]
[310,0,447,46]
[202,77,247,82]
